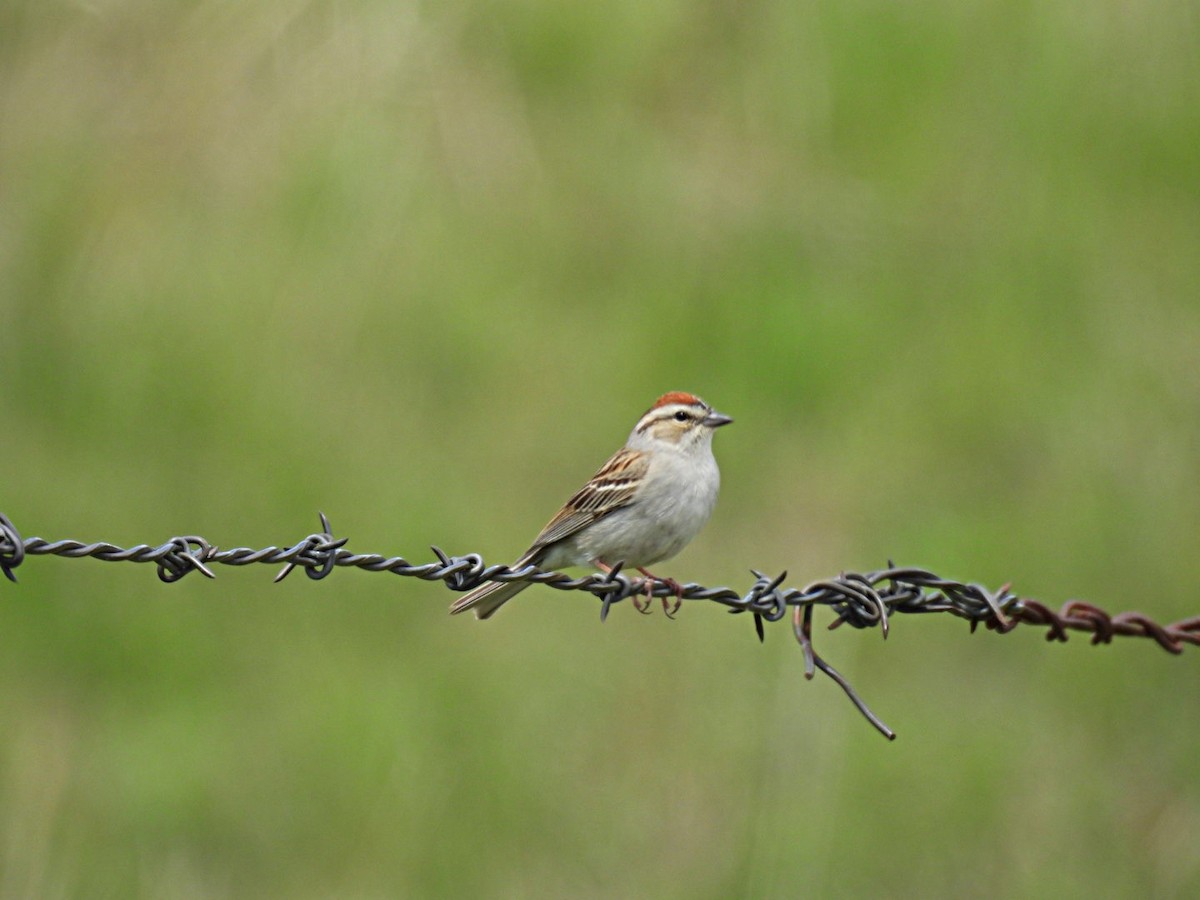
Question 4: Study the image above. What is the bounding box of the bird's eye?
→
[673,411,690,422]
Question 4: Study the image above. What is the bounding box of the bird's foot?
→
[637,568,684,619]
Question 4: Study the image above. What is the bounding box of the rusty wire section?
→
[2,512,1197,740]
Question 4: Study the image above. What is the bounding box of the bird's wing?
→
[521,447,648,557]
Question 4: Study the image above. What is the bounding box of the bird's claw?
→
[659,578,684,618]
[634,568,684,619]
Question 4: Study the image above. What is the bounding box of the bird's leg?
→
[637,567,685,619]
[594,560,651,614]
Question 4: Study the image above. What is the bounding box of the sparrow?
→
[449,392,731,619]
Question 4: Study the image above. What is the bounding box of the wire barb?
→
[0,514,24,583]
[156,536,216,583]
[1,511,1196,738]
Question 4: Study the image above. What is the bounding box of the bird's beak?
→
[703,410,733,428]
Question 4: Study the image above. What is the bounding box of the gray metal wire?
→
[2,511,1196,740]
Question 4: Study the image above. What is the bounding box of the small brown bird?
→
[450,392,732,619]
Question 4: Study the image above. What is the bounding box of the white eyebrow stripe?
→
[633,402,708,433]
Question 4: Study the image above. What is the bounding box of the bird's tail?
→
[448,577,531,620]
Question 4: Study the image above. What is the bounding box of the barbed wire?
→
[2,511,1196,740]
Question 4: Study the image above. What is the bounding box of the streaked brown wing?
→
[523,447,647,554]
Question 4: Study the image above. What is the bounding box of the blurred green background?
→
[2,0,1199,896]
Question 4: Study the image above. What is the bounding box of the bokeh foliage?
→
[2,1,1198,895]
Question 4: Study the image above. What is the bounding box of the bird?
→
[449,392,732,619]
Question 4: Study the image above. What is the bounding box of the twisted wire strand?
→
[2,512,1196,740]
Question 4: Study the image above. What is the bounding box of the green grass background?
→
[2,1,1199,896]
